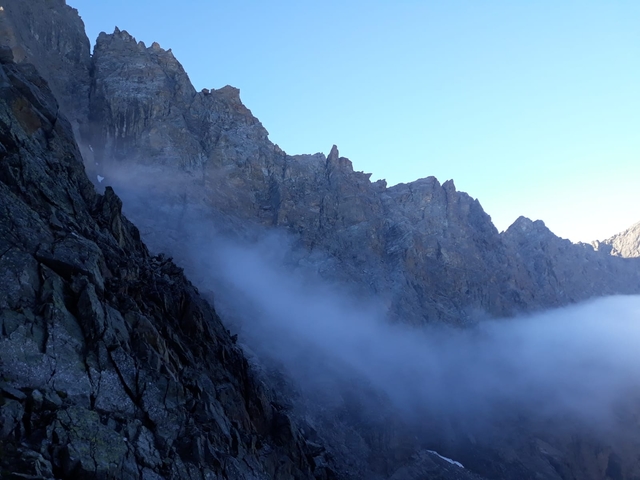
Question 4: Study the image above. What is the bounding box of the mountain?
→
[593,221,640,259]
[0,43,342,480]
[0,0,90,132]
[5,4,639,325]
[67,20,640,327]
[2,1,640,479]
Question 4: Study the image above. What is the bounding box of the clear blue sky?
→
[69,0,640,242]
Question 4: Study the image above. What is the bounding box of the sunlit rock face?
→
[4,0,640,329]
[85,30,640,326]
[81,28,640,327]
[594,221,640,259]
[501,216,640,307]
[83,29,508,325]
[90,28,207,169]
[5,1,639,328]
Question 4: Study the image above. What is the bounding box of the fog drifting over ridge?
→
[102,165,640,439]
[198,233,640,429]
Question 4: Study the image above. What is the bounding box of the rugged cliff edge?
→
[83,27,640,326]
[0,50,337,480]
[0,4,487,480]
[3,1,640,479]
[4,0,639,329]
[5,0,640,330]
[0,0,90,131]
[594,221,640,259]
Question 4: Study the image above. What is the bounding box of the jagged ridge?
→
[80,25,640,326]
[0,47,335,480]
[3,1,640,479]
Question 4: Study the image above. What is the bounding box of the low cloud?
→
[197,232,640,431]
[104,164,640,444]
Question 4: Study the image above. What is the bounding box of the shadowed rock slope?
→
[0,51,339,480]
[0,0,90,131]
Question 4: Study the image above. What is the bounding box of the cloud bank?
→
[196,231,640,432]
[103,165,640,444]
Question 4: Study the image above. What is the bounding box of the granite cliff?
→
[594,221,640,259]
[4,0,637,326]
[0,2,486,479]
[2,1,640,479]
[0,45,342,480]
[0,0,90,132]
[81,25,640,327]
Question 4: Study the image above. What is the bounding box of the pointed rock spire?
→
[327,144,339,163]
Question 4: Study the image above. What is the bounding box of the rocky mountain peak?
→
[505,216,551,236]
[326,144,355,173]
[327,144,340,162]
[0,34,337,480]
[4,2,640,477]
[99,28,177,61]
[8,0,639,326]
[442,178,457,192]
[502,217,566,253]
[595,220,640,258]
[88,26,273,171]
[89,28,203,167]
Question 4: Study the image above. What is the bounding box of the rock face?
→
[0,0,90,131]
[0,52,336,480]
[594,221,640,258]
[502,216,640,307]
[4,0,640,328]
[83,25,640,326]
[2,0,639,324]
[89,29,207,169]
[3,1,640,480]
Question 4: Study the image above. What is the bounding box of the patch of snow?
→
[427,450,464,469]
[97,175,105,183]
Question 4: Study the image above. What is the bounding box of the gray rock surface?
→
[89,28,207,170]
[85,27,640,327]
[0,0,91,131]
[4,0,639,328]
[0,52,337,480]
[501,216,640,307]
[594,221,640,258]
[3,1,640,479]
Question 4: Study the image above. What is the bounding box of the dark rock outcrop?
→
[0,0,90,131]
[0,51,336,480]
